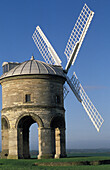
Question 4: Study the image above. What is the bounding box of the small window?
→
[25,94,31,102]
[56,95,61,104]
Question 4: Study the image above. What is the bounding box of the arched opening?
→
[17,116,39,159]
[1,117,10,158]
[29,123,38,158]
[2,118,9,130]
[50,116,66,158]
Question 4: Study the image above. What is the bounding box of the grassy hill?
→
[0,149,110,169]
[0,156,110,169]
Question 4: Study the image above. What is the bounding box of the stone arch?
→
[15,112,44,129]
[50,114,65,129]
[15,113,44,159]
[50,114,66,158]
[1,115,10,158]
[1,115,10,130]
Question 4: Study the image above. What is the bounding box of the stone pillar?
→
[23,126,30,158]
[7,128,18,159]
[1,129,9,158]
[18,128,23,158]
[55,128,66,158]
[55,128,61,158]
[38,127,53,159]
[60,128,67,158]
[51,129,55,156]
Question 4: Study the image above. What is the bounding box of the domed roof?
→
[0,57,65,80]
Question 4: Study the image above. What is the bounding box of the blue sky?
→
[0,0,110,150]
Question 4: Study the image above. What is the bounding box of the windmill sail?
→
[32,26,61,66]
[66,75,82,102]
[66,72,104,132]
[65,4,94,72]
[63,85,69,99]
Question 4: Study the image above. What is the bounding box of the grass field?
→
[0,155,110,170]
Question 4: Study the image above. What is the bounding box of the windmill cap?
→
[0,58,65,80]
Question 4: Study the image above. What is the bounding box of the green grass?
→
[0,156,110,170]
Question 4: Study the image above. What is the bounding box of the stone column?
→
[18,128,23,159]
[60,128,67,158]
[55,128,67,158]
[38,127,53,159]
[51,129,55,156]
[23,126,30,158]
[54,128,61,158]
[7,128,18,159]
[1,129,9,158]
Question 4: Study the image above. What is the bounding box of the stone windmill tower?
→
[0,56,66,159]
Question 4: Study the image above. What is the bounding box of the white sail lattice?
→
[32,26,61,66]
[70,72,104,132]
[63,85,69,99]
[64,4,94,67]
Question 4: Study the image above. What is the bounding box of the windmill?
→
[32,4,104,132]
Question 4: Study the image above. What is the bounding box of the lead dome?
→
[0,57,65,80]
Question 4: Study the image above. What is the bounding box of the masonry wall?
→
[0,75,66,159]
[2,75,64,109]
